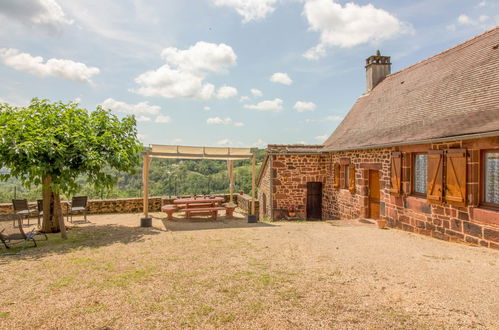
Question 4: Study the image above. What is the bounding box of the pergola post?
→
[251,153,256,215]
[143,154,150,218]
[228,159,234,204]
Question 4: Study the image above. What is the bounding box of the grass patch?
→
[0,312,9,318]
[49,275,75,289]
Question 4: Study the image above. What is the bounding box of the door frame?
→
[306,181,322,221]
[368,169,381,219]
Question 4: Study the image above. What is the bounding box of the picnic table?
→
[160,196,227,220]
[173,196,224,208]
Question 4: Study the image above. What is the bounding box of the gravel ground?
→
[0,212,498,329]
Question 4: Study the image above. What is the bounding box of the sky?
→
[0,0,498,148]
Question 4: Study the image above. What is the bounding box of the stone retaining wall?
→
[235,193,259,216]
[0,194,257,215]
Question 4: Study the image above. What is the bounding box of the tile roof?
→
[267,144,324,154]
[323,26,499,151]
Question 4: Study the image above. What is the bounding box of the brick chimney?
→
[365,50,391,92]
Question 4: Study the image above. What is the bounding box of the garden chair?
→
[67,196,88,223]
[0,213,43,250]
[11,199,38,227]
[36,199,44,227]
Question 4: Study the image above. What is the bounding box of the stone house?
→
[257,27,499,248]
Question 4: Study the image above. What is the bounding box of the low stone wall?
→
[0,194,248,215]
[236,193,259,216]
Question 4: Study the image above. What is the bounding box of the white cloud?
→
[155,115,171,123]
[217,138,231,146]
[456,13,496,27]
[137,133,146,141]
[207,117,233,125]
[303,0,410,59]
[458,14,473,25]
[240,96,250,102]
[101,98,160,115]
[136,115,151,122]
[0,0,73,33]
[203,106,211,111]
[294,101,316,112]
[270,72,293,85]
[213,0,278,23]
[244,98,283,112]
[134,41,238,100]
[216,85,238,99]
[326,115,343,121]
[234,122,245,127]
[251,139,266,148]
[0,48,99,83]
[250,88,263,97]
[478,1,486,7]
[314,134,328,141]
[171,138,183,144]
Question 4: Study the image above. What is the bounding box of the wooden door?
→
[306,182,322,220]
[369,170,380,219]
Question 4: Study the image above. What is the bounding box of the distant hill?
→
[0,149,266,203]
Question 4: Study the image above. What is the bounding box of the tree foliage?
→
[0,98,142,233]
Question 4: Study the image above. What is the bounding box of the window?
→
[483,151,499,207]
[413,153,427,196]
[343,165,349,189]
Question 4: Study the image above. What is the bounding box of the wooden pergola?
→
[142,144,256,218]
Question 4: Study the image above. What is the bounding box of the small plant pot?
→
[288,212,296,217]
[239,191,244,195]
[376,219,387,229]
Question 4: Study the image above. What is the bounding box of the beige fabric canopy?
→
[149,145,252,160]
[142,145,256,219]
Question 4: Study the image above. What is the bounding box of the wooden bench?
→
[161,205,178,220]
[183,207,226,220]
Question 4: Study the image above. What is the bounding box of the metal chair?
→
[36,199,44,227]
[0,214,39,250]
[11,199,38,227]
[67,196,88,222]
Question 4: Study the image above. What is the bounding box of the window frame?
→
[480,149,499,209]
[412,152,428,198]
[343,164,350,189]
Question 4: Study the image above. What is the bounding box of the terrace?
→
[1,212,498,328]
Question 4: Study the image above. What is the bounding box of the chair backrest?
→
[0,214,25,238]
[37,200,43,212]
[71,196,88,208]
[12,199,29,212]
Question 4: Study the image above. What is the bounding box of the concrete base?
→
[247,215,257,223]
[140,217,152,227]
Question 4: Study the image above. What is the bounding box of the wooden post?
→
[251,153,256,215]
[143,154,150,218]
[228,159,234,204]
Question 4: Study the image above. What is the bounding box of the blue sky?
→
[0,0,497,148]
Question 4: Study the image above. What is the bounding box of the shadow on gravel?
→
[0,224,162,264]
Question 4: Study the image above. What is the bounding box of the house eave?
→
[322,130,499,153]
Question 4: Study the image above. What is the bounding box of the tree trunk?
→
[41,175,67,238]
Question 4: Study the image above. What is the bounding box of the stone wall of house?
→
[322,148,392,220]
[266,136,498,249]
[257,159,272,220]
[384,137,499,249]
[272,154,328,220]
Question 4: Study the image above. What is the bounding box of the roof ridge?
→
[387,26,499,80]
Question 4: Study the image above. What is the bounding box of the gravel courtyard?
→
[1,213,498,329]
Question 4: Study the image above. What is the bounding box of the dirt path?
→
[0,214,497,329]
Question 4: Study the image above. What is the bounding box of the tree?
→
[0,98,142,237]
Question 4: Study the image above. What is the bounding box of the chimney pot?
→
[365,50,391,92]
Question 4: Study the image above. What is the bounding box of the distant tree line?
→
[0,149,266,203]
